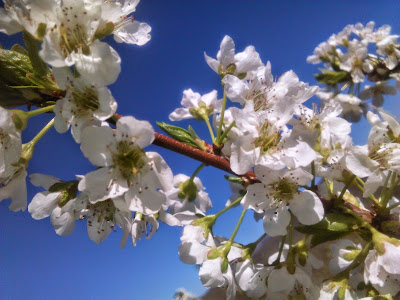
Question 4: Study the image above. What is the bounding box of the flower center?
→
[254,121,280,153]
[86,199,117,223]
[71,87,100,114]
[269,178,297,202]
[112,141,148,181]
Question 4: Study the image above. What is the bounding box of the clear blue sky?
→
[1,1,400,299]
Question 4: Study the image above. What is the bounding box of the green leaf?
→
[0,48,35,86]
[188,125,200,139]
[23,31,50,76]
[310,231,351,248]
[295,213,358,235]
[0,80,41,108]
[156,122,200,148]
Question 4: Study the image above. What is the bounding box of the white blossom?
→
[204,35,262,80]
[169,89,220,121]
[52,68,117,143]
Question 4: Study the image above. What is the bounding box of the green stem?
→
[354,180,380,206]
[216,120,235,145]
[325,178,333,199]
[30,118,55,145]
[26,105,55,118]
[215,91,227,145]
[311,161,316,189]
[381,175,400,211]
[203,117,215,143]
[336,175,356,204]
[21,118,55,162]
[355,176,365,186]
[215,196,243,218]
[273,234,287,265]
[190,163,205,181]
[386,201,400,212]
[228,207,247,243]
[286,212,296,274]
[379,171,393,203]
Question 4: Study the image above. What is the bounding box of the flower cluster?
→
[308,22,399,121]
[169,35,400,299]
[0,3,400,299]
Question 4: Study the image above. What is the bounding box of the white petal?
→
[116,116,154,148]
[87,215,112,245]
[199,258,226,288]
[125,185,166,215]
[114,21,151,45]
[263,204,290,237]
[50,207,75,236]
[346,146,378,177]
[29,173,61,189]
[80,126,115,166]
[28,192,60,220]
[267,268,295,293]
[290,190,324,225]
[78,168,128,202]
[178,241,210,265]
[72,41,121,86]
[218,36,235,68]
[222,75,248,104]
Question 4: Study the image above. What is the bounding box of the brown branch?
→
[111,113,258,182]
[153,132,258,182]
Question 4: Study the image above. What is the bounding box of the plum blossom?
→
[204,35,262,80]
[242,166,324,236]
[0,106,22,176]
[169,89,220,121]
[222,62,318,108]
[360,81,396,107]
[222,101,316,174]
[166,174,212,215]
[339,40,373,83]
[267,267,319,299]
[78,116,173,216]
[38,0,121,86]
[317,91,364,122]
[52,68,117,143]
[0,165,27,212]
[0,0,57,38]
[376,35,400,70]
[364,241,400,295]
[95,0,151,45]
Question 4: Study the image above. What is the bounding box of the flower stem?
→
[228,207,247,243]
[27,105,55,118]
[203,116,215,142]
[216,120,235,145]
[215,91,227,146]
[215,196,243,218]
[273,234,287,265]
[336,175,356,204]
[190,163,205,181]
[311,161,316,189]
[21,118,54,163]
[30,118,55,145]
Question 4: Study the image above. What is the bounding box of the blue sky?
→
[1,1,400,299]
